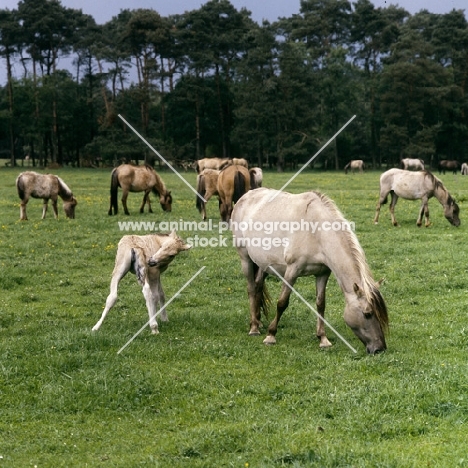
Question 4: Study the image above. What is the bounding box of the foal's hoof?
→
[151,328,159,335]
[263,335,276,345]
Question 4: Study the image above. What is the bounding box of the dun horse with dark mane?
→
[16,171,77,220]
[108,164,172,215]
[374,169,460,227]
[231,188,388,354]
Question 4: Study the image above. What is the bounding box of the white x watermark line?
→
[268,266,357,353]
[117,266,206,355]
[118,114,207,203]
[268,114,356,202]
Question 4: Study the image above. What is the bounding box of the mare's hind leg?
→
[92,250,132,331]
[264,268,297,345]
[20,200,28,220]
[240,256,264,335]
[389,192,399,226]
[374,191,389,224]
[316,273,332,348]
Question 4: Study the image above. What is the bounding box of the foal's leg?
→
[264,269,297,345]
[316,273,332,348]
[92,251,132,331]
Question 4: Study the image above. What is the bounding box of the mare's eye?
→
[364,312,372,319]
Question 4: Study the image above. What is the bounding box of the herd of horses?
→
[13,155,464,354]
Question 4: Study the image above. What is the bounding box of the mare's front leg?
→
[316,274,332,348]
[264,269,297,345]
[389,192,399,226]
[51,197,59,219]
[42,199,50,219]
[417,198,430,227]
[121,189,130,215]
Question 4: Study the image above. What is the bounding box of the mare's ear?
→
[353,283,364,298]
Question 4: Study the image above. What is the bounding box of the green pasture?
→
[1,166,468,467]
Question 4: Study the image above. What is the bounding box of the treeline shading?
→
[0,0,467,170]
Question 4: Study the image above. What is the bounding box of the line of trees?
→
[0,0,467,170]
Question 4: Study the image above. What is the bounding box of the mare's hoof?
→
[263,336,276,345]
[248,330,260,336]
[151,329,159,335]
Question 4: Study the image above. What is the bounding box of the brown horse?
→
[194,157,232,174]
[108,164,172,215]
[16,171,77,220]
[195,169,220,220]
[438,160,460,175]
[217,165,252,222]
[374,169,460,227]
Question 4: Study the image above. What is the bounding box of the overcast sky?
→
[2,0,467,24]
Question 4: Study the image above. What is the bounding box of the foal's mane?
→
[56,176,74,199]
[312,191,389,331]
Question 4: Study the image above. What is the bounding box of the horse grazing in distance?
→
[344,160,364,174]
[400,158,424,171]
[231,188,388,354]
[374,169,460,227]
[217,164,252,222]
[92,230,191,335]
[195,169,220,220]
[194,157,232,174]
[461,163,468,175]
[438,160,460,175]
[249,167,263,188]
[108,164,172,216]
[16,171,77,221]
[232,158,249,168]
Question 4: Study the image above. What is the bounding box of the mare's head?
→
[344,283,388,355]
[148,230,191,267]
[444,197,460,226]
[159,191,172,212]
[63,197,77,219]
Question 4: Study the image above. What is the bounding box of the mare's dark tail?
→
[233,170,246,203]
[109,168,119,215]
[195,173,205,213]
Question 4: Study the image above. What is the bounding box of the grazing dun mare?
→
[231,188,388,354]
[195,169,220,220]
[374,169,460,227]
[92,231,191,334]
[16,171,77,220]
[108,164,172,216]
[400,158,424,171]
[344,160,364,174]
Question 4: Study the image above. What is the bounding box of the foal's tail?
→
[109,168,120,215]
[233,170,246,203]
[195,173,205,213]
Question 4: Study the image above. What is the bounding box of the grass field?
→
[1,165,468,467]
